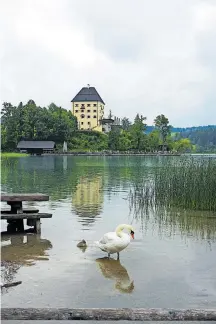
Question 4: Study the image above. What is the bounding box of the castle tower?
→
[71,85,105,132]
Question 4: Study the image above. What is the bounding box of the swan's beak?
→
[130,231,134,239]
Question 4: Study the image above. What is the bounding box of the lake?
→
[1,155,216,311]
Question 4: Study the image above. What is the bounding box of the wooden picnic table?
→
[1,193,52,233]
[1,193,49,201]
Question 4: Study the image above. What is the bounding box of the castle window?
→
[75,110,78,113]
[93,110,97,113]
[93,115,97,118]
[75,104,78,107]
[87,104,91,107]
[81,122,84,125]
[87,109,90,112]
[93,104,97,107]
[81,114,85,118]
[87,122,91,125]
[87,115,91,118]
[81,109,84,113]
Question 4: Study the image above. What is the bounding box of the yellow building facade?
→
[71,86,105,132]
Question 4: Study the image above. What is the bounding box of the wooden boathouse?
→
[17,140,56,155]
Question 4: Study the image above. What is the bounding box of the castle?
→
[71,85,119,133]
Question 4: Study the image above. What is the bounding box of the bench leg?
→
[34,219,41,234]
[16,220,24,232]
[7,222,17,233]
[27,219,36,227]
[7,220,24,233]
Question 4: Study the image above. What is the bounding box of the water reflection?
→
[1,156,80,200]
[96,257,134,293]
[63,155,68,171]
[72,175,103,226]
[2,155,216,241]
[77,245,87,253]
[1,234,52,284]
[129,199,216,241]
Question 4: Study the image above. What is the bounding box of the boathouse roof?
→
[17,141,55,149]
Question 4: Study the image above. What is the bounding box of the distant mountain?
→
[145,125,216,134]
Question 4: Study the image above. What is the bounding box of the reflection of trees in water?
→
[1,156,80,201]
[1,234,52,285]
[1,156,138,203]
[96,257,134,294]
[1,156,152,204]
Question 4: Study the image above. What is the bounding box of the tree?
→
[148,130,160,152]
[130,114,147,150]
[1,102,19,150]
[1,100,78,151]
[174,127,216,153]
[154,114,171,151]
[121,117,131,131]
[173,138,193,153]
[108,127,121,150]
[22,100,38,139]
[118,130,132,151]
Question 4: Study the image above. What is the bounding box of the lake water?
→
[1,155,216,311]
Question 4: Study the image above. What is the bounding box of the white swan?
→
[95,224,135,259]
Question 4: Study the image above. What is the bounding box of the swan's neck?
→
[115,224,131,238]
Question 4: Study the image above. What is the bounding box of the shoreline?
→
[42,152,182,156]
[2,152,216,157]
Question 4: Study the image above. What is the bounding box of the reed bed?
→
[154,157,216,211]
[129,157,216,212]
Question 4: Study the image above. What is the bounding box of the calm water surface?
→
[1,156,216,309]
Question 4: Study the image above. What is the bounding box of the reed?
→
[129,157,216,212]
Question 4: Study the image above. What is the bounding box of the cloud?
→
[1,0,216,126]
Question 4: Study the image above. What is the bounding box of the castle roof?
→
[71,86,105,104]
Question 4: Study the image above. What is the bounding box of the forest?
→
[173,127,216,153]
[1,100,215,153]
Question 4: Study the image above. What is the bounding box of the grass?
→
[1,152,29,158]
[155,157,216,211]
[129,157,216,212]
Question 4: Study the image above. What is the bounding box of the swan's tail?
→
[94,240,107,252]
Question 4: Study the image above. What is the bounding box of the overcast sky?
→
[1,0,216,126]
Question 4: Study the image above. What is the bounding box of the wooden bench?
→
[1,213,52,220]
[1,193,52,234]
[1,208,39,214]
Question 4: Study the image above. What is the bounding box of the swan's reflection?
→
[96,257,134,293]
